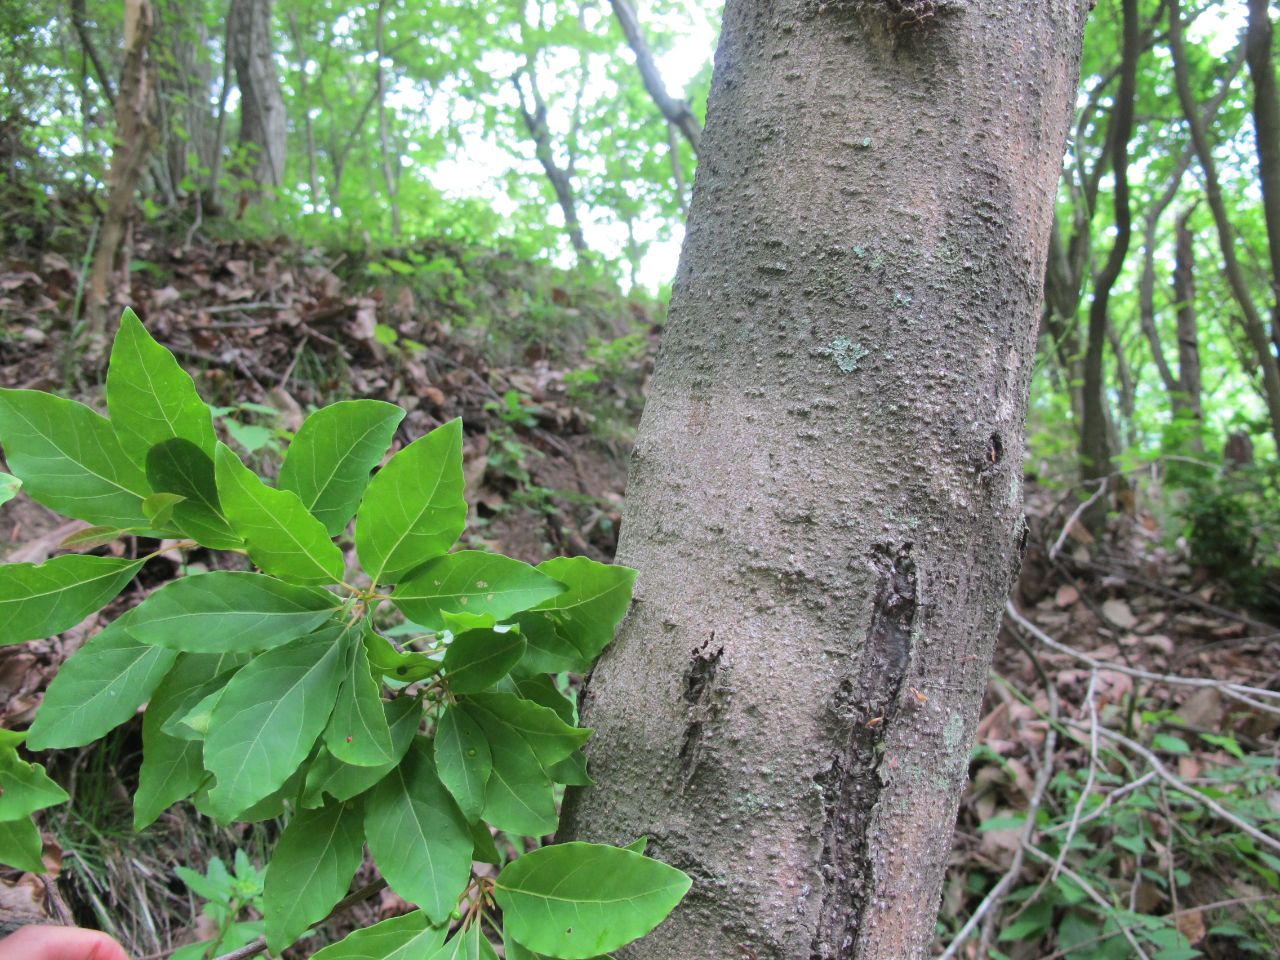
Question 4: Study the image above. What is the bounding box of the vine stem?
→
[206,878,388,960]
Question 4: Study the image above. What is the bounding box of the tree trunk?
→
[229,0,286,189]
[609,0,702,153]
[374,0,401,238]
[1247,0,1280,355]
[84,0,157,353]
[515,68,589,260]
[1171,0,1280,453]
[1080,0,1139,524]
[1173,206,1204,449]
[560,2,1089,958]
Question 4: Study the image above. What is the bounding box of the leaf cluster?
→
[0,309,689,958]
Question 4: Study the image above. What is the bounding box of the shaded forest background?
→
[0,0,1278,958]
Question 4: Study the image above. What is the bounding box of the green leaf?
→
[510,615,591,677]
[324,627,395,766]
[505,931,613,960]
[513,676,576,725]
[264,797,366,952]
[364,628,440,683]
[443,628,526,695]
[170,682,229,739]
[429,924,499,960]
[433,705,491,822]
[0,815,45,872]
[1199,732,1246,760]
[528,558,635,660]
[623,836,648,855]
[215,443,345,584]
[204,627,346,821]
[464,706,557,836]
[463,692,590,768]
[495,843,691,959]
[135,653,247,829]
[0,472,21,507]
[142,492,185,529]
[355,419,466,585]
[470,821,501,865]
[546,750,592,787]
[997,899,1053,942]
[392,552,565,631]
[125,572,339,653]
[310,912,446,960]
[1153,733,1191,755]
[0,747,67,821]
[195,761,312,824]
[26,614,178,749]
[146,439,241,549]
[59,526,128,549]
[305,696,420,805]
[0,388,150,528]
[364,740,472,925]
[440,611,498,633]
[107,308,217,465]
[0,554,143,647]
[278,400,406,536]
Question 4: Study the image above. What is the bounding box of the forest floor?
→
[1,234,1276,960]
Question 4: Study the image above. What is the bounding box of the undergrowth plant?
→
[0,309,689,959]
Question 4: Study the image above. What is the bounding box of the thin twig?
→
[202,301,281,314]
[1050,477,1108,561]
[1005,602,1280,716]
[1052,669,1100,880]
[1041,770,1158,836]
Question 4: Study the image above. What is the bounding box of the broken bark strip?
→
[811,547,917,960]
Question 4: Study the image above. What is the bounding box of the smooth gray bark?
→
[561,2,1088,959]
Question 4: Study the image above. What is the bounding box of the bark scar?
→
[810,543,917,959]
[678,633,724,786]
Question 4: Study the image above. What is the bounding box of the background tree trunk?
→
[1173,207,1204,449]
[229,0,286,190]
[1081,0,1140,525]
[84,0,157,352]
[561,2,1089,958]
[609,0,701,153]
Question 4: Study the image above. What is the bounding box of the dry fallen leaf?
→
[1176,909,1206,945]
[1101,598,1138,629]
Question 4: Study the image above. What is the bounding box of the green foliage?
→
[946,703,1280,958]
[0,311,688,958]
[172,853,268,959]
[1180,462,1280,612]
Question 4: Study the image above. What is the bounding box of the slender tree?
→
[561,1,1089,957]
[1247,0,1280,355]
[1080,0,1139,523]
[609,0,701,153]
[514,64,590,259]
[1171,0,1280,452]
[84,0,157,352]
